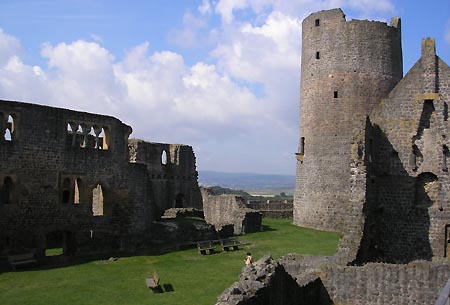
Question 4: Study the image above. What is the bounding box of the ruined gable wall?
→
[201,189,262,234]
[294,9,403,233]
[360,40,450,262]
[128,139,202,215]
[0,100,150,254]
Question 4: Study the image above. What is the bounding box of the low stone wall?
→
[151,218,216,243]
[246,201,293,219]
[217,254,450,305]
[323,261,450,305]
[161,208,204,219]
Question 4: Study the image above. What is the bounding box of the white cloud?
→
[198,0,212,15]
[167,11,215,49]
[0,28,21,66]
[213,0,395,24]
[0,0,399,174]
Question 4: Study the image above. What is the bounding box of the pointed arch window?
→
[161,150,168,165]
[92,184,104,216]
[4,114,14,141]
[74,178,81,204]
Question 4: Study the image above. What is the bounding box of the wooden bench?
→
[197,241,214,255]
[221,238,241,251]
[8,253,38,270]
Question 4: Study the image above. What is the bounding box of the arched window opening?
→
[4,129,11,141]
[7,115,14,132]
[1,176,13,204]
[62,178,71,204]
[101,127,109,150]
[67,123,73,132]
[45,231,63,257]
[161,150,168,165]
[83,127,95,148]
[92,184,104,216]
[415,173,438,208]
[74,178,81,204]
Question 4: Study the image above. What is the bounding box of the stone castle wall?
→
[0,100,202,256]
[129,139,202,215]
[201,188,262,235]
[246,201,293,218]
[294,8,403,232]
[218,8,450,305]
[218,254,450,305]
[356,39,450,263]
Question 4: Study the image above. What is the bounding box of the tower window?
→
[315,19,320,26]
[315,51,320,59]
[161,150,168,165]
[334,91,338,98]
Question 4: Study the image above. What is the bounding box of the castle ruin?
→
[0,99,202,257]
[218,8,450,305]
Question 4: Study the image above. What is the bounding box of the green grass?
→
[45,248,63,257]
[0,218,340,305]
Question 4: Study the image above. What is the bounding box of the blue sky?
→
[0,0,449,175]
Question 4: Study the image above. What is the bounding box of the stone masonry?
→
[201,187,262,235]
[218,8,450,305]
[0,99,202,257]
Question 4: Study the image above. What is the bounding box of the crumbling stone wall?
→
[218,254,450,305]
[216,255,333,305]
[218,8,450,305]
[128,139,202,215]
[0,100,202,256]
[356,39,450,263]
[246,201,293,218]
[201,188,262,235]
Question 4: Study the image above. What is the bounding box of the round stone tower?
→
[294,9,403,231]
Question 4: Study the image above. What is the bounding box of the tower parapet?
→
[294,9,403,231]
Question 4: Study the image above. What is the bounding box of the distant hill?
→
[198,170,295,194]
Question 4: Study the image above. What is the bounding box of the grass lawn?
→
[0,218,340,305]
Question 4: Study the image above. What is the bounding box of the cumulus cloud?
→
[0,29,22,66]
[0,32,267,150]
[0,0,398,174]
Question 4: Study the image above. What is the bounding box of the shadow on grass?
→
[149,283,174,293]
[261,225,276,232]
[0,238,229,274]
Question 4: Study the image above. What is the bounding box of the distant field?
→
[246,187,295,196]
[0,219,340,305]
